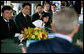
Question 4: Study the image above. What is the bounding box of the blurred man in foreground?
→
[21,7,83,53]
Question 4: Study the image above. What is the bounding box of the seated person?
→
[32,13,49,29]
[0,6,20,40]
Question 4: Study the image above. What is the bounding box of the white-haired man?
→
[26,7,83,53]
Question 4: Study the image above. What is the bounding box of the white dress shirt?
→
[53,11,57,15]
[52,11,57,19]
[4,19,9,22]
[43,9,48,13]
[55,33,72,43]
[22,12,26,17]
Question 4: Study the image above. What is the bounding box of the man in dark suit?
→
[0,6,20,39]
[51,4,57,19]
[26,7,83,53]
[32,4,43,22]
[15,3,35,32]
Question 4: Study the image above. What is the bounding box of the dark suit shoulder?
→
[33,13,39,16]
[17,12,23,16]
[69,44,83,53]
[0,16,4,25]
[27,37,83,53]
[32,12,40,22]
[10,19,15,22]
[0,16,3,19]
[27,39,52,53]
[27,38,63,53]
[0,16,3,22]
[15,12,24,20]
[9,19,16,26]
[32,12,39,18]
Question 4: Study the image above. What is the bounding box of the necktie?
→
[25,16,29,26]
[7,22,10,31]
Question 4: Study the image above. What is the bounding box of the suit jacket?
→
[0,16,20,39]
[27,37,82,53]
[15,12,35,31]
[32,12,41,22]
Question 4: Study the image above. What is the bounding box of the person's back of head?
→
[52,7,79,35]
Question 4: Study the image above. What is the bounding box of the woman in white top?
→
[32,13,50,29]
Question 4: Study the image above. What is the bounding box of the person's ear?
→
[51,23,56,33]
[73,24,80,34]
[21,8,23,11]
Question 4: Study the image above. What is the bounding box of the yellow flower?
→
[39,31,42,39]
[24,28,27,32]
[34,31,38,35]
[38,27,41,30]
[34,27,38,30]
[38,36,41,40]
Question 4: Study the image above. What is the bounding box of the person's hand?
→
[76,39,83,50]
[21,46,26,53]
[14,33,21,37]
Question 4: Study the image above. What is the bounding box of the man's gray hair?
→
[53,7,79,34]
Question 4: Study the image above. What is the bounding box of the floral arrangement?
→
[21,27,48,40]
